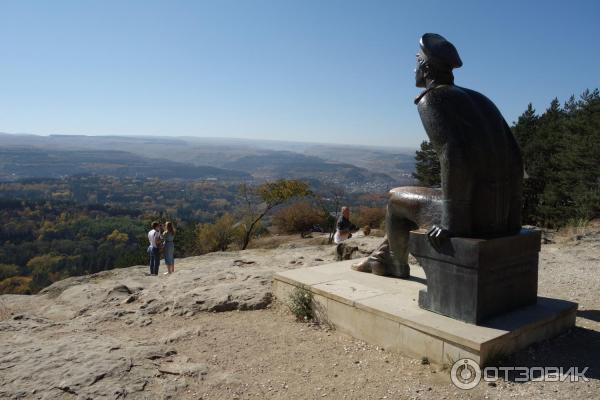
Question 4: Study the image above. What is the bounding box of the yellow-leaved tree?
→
[197,213,242,253]
[238,180,311,249]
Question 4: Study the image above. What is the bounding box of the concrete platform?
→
[273,259,577,366]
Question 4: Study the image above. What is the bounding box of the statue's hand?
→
[427,225,451,252]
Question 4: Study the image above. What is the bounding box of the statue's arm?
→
[417,97,473,236]
[440,142,473,235]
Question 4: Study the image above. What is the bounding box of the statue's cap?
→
[419,33,462,69]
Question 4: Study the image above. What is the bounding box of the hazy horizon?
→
[0,131,418,152]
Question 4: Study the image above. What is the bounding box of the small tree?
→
[26,254,63,292]
[238,180,311,249]
[314,185,346,244]
[197,213,241,253]
[412,140,441,187]
[173,222,201,257]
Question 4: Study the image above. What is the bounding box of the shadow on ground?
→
[496,325,600,382]
[577,309,600,323]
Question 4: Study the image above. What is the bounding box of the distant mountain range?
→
[222,152,397,187]
[0,133,417,190]
[0,147,251,181]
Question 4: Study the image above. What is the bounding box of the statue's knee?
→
[387,195,417,220]
[388,187,442,224]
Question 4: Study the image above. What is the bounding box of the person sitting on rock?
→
[334,206,359,244]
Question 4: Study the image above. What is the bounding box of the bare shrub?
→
[287,286,313,321]
[272,201,328,235]
[353,206,386,229]
[0,276,32,295]
[555,217,599,242]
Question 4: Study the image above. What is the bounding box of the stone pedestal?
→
[409,229,541,324]
[273,259,577,366]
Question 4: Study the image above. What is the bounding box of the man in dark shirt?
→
[334,206,358,244]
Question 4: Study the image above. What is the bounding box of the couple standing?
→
[147,221,176,275]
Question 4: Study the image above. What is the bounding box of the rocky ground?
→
[1,228,599,399]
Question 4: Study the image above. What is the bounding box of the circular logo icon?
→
[450,358,482,389]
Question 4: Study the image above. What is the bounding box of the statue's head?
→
[415,33,462,88]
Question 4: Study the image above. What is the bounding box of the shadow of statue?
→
[408,275,427,285]
[577,309,600,323]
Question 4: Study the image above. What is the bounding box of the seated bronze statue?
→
[353,33,523,278]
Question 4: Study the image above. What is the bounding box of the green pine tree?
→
[512,90,600,227]
[412,140,441,187]
[512,103,541,224]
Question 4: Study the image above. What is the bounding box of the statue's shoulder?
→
[415,85,469,108]
[417,85,498,113]
[458,86,497,108]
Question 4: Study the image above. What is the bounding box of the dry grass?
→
[553,217,600,243]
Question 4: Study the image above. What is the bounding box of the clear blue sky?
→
[1,0,599,147]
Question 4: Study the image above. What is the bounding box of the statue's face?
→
[415,53,426,88]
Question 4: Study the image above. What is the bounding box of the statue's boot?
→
[351,239,410,279]
[351,259,370,272]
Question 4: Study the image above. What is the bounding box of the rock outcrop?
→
[0,236,378,399]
